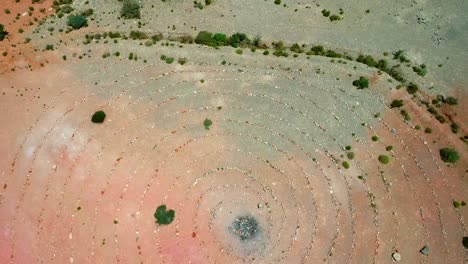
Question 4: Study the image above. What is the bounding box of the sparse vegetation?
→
[439,148,460,163]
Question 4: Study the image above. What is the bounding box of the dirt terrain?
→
[0,1,467,264]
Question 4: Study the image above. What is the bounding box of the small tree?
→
[121,0,141,19]
[91,110,106,123]
[195,31,216,47]
[0,24,8,41]
[439,148,460,163]
[67,15,87,29]
[352,77,369,89]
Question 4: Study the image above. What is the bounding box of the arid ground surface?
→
[0,1,467,263]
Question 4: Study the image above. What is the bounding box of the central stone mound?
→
[230,215,259,240]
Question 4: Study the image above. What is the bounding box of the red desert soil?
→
[0,0,55,74]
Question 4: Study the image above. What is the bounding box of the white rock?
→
[392,252,401,261]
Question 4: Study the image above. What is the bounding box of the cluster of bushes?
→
[356,54,388,71]
[352,76,369,89]
[307,45,347,58]
[193,0,212,9]
[321,9,342,21]
[400,109,411,121]
[432,94,458,106]
[426,105,446,123]
[195,31,263,49]
[413,64,427,76]
[121,0,141,19]
[160,55,174,64]
[129,30,148,40]
[393,50,410,63]
[454,200,467,208]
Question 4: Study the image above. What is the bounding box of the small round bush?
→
[378,155,390,164]
[371,135,379,142]
[342,161,350,169]
[439,148,460,163]
[235,49,243,55]
[386,146,393,151]
[91,110,106,123]
[263,50,269,55]
[347,152,355,160]
[345,145,352,151]
[390,99,404,108]
[67,15,88,29]
[203,118,212,130]
[154,204,175,225]
[453,201,461,208]
[274,0,281,5]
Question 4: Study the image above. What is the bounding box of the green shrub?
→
[356,54,377,67]
[81,8,94,17]
[329,15,341,21]
[45,44,54,50]
[178,58,187,65]
[345,145,352,151]
[451,123,459,134]
[352,76,369,89]
[195,31,216,47]
[453,201,461,208]
[400,109,411,121]
[342,161,350,169]
[67,15,87,29]
[424,127,432,134]
[213,33,227,44]
[463,237,468,249]
[321,9,330,17]
[386,146,393,151]
[406,83,419,94]
[439,148,460,163]
[378,155,390,164]
[347,152,355,160]
[390,99,404,108]
[413,64,427,76]
[235,49,243,55]
[165,57,174,64]
[129,30,148,40]
[91,110,106,123]
[445,96,458,105]
[121,0,141,19]
[274,0,281,5]
[371,135,379,141]
[154,204,175,225]
[203,118,212,130]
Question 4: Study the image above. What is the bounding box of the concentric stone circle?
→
[0,43,466,264]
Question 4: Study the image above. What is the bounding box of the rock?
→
[392,252,401,262]
[420,245,429,255]
[257,203,264,209]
